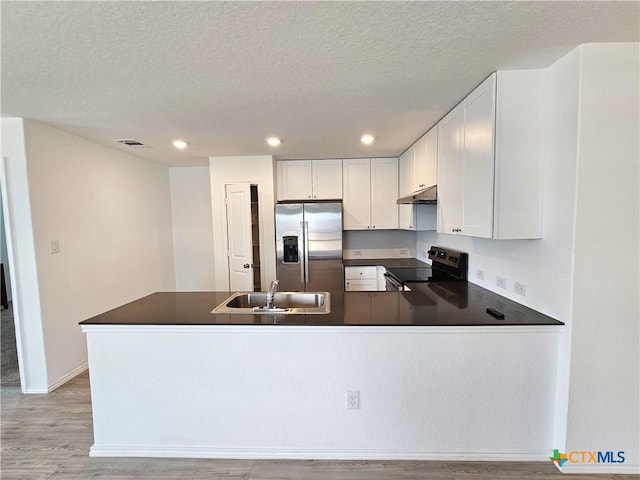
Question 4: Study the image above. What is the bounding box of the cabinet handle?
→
[372,225,376,229]
[308,195,311,198]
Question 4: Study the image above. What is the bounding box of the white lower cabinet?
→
[437,70,546,239]
[344,266,386,291]
[343,158,398,230]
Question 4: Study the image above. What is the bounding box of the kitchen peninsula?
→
[81,284,562,461]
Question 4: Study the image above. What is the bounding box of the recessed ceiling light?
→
[361,134,375,145]
[265,137,281,147]
[172,140,188,149]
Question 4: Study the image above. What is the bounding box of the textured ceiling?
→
[2,1,638,166]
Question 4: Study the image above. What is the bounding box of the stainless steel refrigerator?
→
[275,201,343,292]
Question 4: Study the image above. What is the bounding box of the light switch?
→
[49,240,60,254]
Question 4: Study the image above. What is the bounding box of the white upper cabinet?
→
[277,160,313,200]
[437,104,465,234]
[437,70,546,239]
[312,159,343,199]
[413,127,438,191]
[398,126,438,196]
[277,159,342,201]
[370,158,399,230]
[343,158,398,230]
[399,126,438,231]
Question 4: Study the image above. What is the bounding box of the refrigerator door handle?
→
[304,221,310,284]
[300,221,305,284]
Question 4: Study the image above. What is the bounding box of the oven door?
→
[384,272,411,291]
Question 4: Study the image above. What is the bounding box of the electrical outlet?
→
[476,269,485,281]
[399,248,409,256]
[496,276,506,289]
[353,250,363,256]
[514,282,527,296]
[49,239,60,254]
[346,390,360,410]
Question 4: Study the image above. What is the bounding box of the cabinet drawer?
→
[345,279,378,291]
[344,266,377,280]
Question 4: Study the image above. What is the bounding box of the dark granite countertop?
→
[343,258,430,268]
[80,283,563,327]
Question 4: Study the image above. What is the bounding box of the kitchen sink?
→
[212,292,330,314]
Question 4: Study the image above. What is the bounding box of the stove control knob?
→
[449,256,458,263]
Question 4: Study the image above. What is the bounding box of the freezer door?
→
[304,202,343,292]
[275,204,305,292]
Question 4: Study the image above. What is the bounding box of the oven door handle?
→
[384,272,404,291]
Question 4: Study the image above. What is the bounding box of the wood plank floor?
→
[1,372,632,479]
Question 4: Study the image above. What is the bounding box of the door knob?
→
[243,263,251,268]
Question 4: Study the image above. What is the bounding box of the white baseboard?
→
[90,445,550,461]
[47,363,88,393]
[560,464,640,475]
[22,386,49,394]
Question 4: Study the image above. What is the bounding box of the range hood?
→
[397,185,437,205]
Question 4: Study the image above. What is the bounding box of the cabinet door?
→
[437,104,464,234]
[423,126,438,188]
[398,205,415,230]
[398,147,415,196]
[312,159,342,199]
[413,134,428,191]
[461,74,495,238]
[342,159,372,230]
[278,161,312,200]
[398,148,415,230]
[343,293,372,323]
[370,158,398,230]
[371,293,399,324]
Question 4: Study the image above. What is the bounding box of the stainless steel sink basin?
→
[212,292,330,314]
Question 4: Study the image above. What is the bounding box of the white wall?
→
[169,167,215,291]
[85,324,560,460]
[0,118,49,392]
[564,43,639,473]
[209,156,276,291]
[3,119,176,391]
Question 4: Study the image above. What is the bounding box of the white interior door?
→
[225,183,253,291]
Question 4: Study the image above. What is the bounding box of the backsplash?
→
[343,230,416,259]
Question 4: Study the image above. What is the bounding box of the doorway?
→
[225,183,262,292]
[1,184,20,388]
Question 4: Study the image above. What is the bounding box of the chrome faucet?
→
[266,280,279,310]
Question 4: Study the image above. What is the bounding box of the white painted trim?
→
[0,155,28,392]
[90,445,551,461]
[46,363,88,392]
[560,464,640,475]
[22,386,49,394]
[81,324,563,335]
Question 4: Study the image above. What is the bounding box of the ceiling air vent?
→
[115,139,145,147]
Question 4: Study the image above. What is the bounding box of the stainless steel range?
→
[383,246,468,291]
